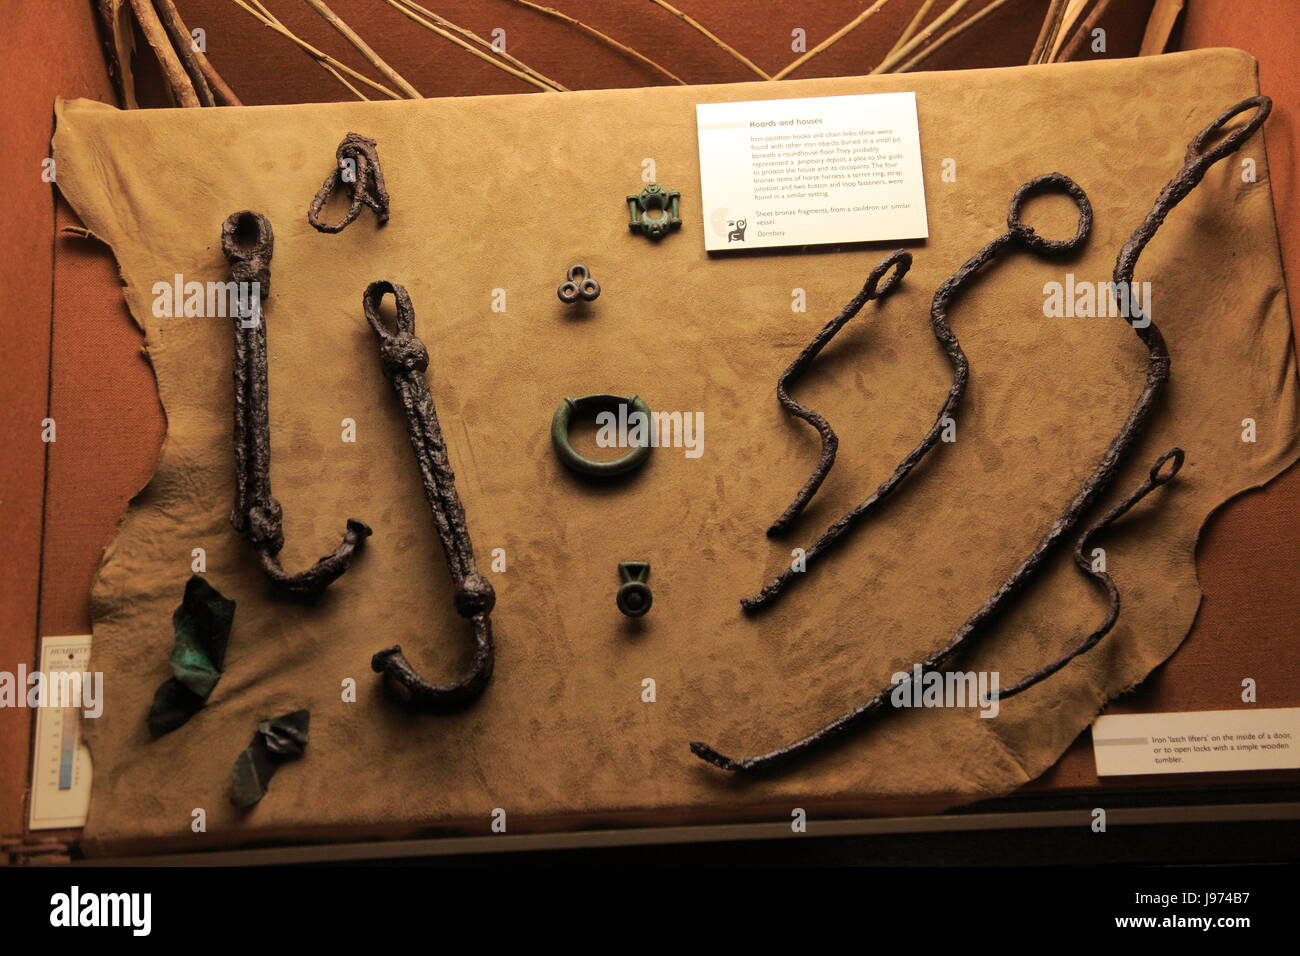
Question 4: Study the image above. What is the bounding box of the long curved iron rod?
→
[743,172,1093,613]
[766,250,912,537]
[222,210,371,597]
[695,93,1271,773]
[365,280,496,711]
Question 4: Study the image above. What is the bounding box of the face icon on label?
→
[709,206,731,240]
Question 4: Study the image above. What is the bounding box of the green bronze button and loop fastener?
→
[552,394,653,477]
[627,183,681,239]
[557,264,601,303]
[617,562,652,617]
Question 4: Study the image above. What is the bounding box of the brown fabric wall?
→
[0,0,116,841]
[157,0,1126,106]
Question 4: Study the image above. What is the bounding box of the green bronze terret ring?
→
[551,393,653,477]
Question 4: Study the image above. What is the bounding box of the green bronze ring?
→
[552,393,653,477]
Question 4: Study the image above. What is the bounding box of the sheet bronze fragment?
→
[365,280,496,710]
[695,95,1271,773]
[230,709,310,809]
[222,211,371,597]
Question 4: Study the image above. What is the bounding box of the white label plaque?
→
[1092,707,1300,776]
[695,91,929,251]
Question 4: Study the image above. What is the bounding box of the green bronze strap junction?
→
[627,183,681,239]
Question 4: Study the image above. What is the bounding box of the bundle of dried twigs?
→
[98,1,1170,109]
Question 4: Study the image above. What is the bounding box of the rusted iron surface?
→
[696,95,1272,774]
[766,249,912,537]
[223,210,370,597]
[308,132,390,234]
[364,280,495,710]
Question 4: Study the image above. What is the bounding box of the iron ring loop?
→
[1006,171,1092,255]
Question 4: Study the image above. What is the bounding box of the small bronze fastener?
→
[617,562,652,617]
[557,264,601,303]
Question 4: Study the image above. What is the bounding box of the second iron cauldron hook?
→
[364,280,496,711]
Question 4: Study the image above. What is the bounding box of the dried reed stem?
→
[773,0,894,80]
[128,0,201,105]
[1057,0,1115,61]
[896,0,1016,72]
[504,0,685,85]
[1047,0,1091,62]
[230,0,399,99]
[1029,0,1068,63]
[323,62,370,100]
[390,0,566,91]
[193,48,245,105]
[648,0,770,79]
[306,0,422,97]
[151,0,214,105]
[97,0,139,109]
[882,0,935,62]
[161,0,244,106]
[384,0,561,92]
[871,0,972,74]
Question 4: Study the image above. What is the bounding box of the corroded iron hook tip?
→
[689,742,742,772]
[256,518,372,598]
[369,618,495,712]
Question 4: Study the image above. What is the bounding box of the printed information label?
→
[1092,707,1300,776]
[695,91,928,251]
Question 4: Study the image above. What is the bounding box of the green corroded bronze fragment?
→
[627,183,681,239]
[146,575,235,738]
